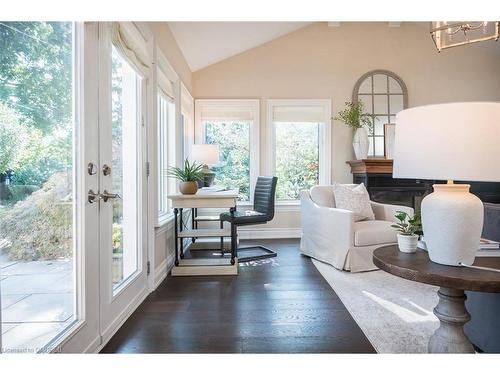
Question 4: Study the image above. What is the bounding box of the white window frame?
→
[180,81,194,161]
[267,99,332,204]
[155,49,179,226]
[194,99,260,204]
[157,91,176,224]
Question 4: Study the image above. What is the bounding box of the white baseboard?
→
[83,335,101,354]
[238,227,302,239]
[154,258,168,290]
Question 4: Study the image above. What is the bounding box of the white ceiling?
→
[168,22,311,71]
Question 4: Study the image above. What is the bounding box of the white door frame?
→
[97,22,150,347]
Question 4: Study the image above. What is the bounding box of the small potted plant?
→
[391,211,422,253]
[334,101,374,160]
[167,159,204,195]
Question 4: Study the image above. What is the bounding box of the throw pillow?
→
[332,183,375,222]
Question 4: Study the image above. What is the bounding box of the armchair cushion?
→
[353,220,397,246]
[310,185,336,207]
[333,182,375,221]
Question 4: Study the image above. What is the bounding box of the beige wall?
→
[191,22,500,235]
[150,22,193,91]
[193,22,500,184]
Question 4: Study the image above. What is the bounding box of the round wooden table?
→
[373,245,500,353]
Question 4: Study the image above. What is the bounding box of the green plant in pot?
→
[167,159,204,195]
[391,211,422,253]
[334,101,374,160]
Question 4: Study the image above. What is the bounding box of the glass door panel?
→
[110,46,139,294]
[0,21,77,352]
[98,23,148,344]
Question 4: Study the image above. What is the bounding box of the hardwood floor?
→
[101,239,375,353]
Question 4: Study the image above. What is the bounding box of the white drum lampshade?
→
[191,144,220,166]
[393,102,500,266]
[190,144,220,187]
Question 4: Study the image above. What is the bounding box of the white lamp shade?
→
[393,102,500,182]
[191,144,220,165]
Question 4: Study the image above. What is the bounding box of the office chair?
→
[220,176,278,263]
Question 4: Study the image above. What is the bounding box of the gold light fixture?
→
[430,21,499,52]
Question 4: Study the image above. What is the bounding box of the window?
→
[268,100,331,201]
[157,92,175,220]
[195,100,259,202]
[353,70,407,157]
[0,21,77,352]
[156,50,178,223]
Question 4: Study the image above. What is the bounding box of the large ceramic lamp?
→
[191,144,220,187]
[393,102,500,266]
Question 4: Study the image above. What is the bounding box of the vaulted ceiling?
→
[169,22,500,72]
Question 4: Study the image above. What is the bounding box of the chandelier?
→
[430,21,499,52]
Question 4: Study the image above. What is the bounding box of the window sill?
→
[156,213,174,228]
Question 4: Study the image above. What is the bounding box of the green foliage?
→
[0,172,72,260]
[112,223,122,254]
[334,101,373,133]
[275,122,319,200]
[0,103,24,174]
[167,159,204,182]
[0,22,73,133]
[205,121,251,201]
[0,22,75,261]
[7,184,38,202]
[391,211,422,236]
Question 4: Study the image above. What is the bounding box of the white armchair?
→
[300,185,414,272]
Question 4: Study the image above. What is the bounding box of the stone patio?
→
[0,253,74,352]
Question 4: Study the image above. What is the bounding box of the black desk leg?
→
[174,208,179,266]
[230,206,236,265]
[179,208,184,259]
[220,219,224,256]
[191,208,196,243]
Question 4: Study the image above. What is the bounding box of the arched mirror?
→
[352,70,408,157]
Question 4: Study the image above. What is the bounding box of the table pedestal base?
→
[428,287,474,353]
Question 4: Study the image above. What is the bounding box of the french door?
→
[0,21,149,354]
[96,22,149,344]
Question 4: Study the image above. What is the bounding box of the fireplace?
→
[346,159,500,211]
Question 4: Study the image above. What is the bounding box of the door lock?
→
[102,164,111,176]
[87,162,97,175]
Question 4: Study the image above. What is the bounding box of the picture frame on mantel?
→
[384,123,396,159]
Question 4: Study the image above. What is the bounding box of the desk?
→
[168,189,239,276]
[373,245,500,353]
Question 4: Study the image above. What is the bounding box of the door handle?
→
[88,189,100,203]
[101,190,122,202]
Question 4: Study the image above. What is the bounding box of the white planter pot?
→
[397,233,419,253]
[353,127,369,160]
[422,184,483,266]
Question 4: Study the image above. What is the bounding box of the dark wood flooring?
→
[101,239,375,353]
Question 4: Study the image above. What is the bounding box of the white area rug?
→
[312,259,440,353]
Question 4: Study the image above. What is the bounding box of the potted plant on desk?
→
[391,211,422,253]
[167,159,204,195]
